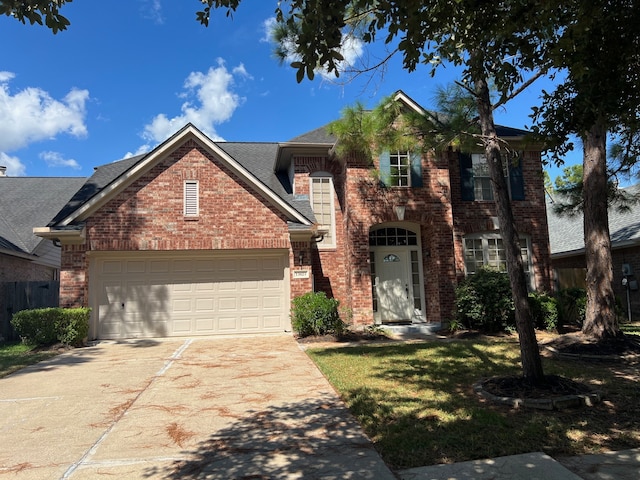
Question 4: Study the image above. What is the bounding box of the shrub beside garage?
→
[10,307,91,347]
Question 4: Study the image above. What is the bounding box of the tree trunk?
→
[582,121,621,339]
[474,74,545,382]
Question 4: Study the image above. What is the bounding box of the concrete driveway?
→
[0,335,395,480]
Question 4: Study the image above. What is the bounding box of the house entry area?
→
[88,251,289,339]
[369,225,426,324]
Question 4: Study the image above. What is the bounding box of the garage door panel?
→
[218,317,239,331]
[241,316,259,329]
[92,253,288,339]
[263,315,282,328]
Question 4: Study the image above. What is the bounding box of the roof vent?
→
[0,166,6,177]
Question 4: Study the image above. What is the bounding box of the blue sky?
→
[0,0,579,180]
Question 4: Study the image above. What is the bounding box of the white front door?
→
[369,225,425,324]
[376,251,413,322]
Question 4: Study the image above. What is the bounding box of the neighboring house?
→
[0,170,86,283]
[547,184,640,319]
[35,91,553,340]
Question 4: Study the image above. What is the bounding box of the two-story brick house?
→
[35,91,552,340]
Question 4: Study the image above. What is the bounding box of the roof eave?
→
[33,226,87,245]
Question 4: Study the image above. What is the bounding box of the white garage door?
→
[90,251,289,339]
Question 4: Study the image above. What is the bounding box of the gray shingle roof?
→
[49,142,316,227]
[547,184,640,255]
[288,125,337,144]
[0,177,86,254]
[49,155,144,225]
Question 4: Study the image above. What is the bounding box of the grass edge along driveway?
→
[0,342,59,378]
[306,337,640,471]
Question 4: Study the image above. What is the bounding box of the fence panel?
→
[0,281,60,341]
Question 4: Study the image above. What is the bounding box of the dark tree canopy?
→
[0,0,72,33]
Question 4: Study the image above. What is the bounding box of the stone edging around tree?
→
[473,380,602,410]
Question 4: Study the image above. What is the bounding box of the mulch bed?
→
[541,332,640,356]
[480,374,596,399]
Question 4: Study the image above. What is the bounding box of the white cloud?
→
[39,151,81,170]
[261,18,277,43]
[0,152,26,176]
[0,73,89,152]
[140,0,164,25]
[123,144,152,159]
[262,17,364,81]
[141,59,248,144]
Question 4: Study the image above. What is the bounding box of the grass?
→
[307,336,640,470]
[0,342,59,378]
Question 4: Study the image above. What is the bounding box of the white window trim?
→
[471,153,520,200]
[184,180,199,217]
[463,232,534,290]
[389,150,411,187]
[310,172,336,249]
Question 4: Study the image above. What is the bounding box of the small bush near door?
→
[291,292,346,337]
[10,308,91,347]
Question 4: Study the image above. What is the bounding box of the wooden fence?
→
[0,281,59,341]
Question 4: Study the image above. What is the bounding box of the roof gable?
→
[48,124,313,228]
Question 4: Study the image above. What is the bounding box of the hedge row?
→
[10,307,91,347]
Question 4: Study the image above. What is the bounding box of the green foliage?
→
[290,292,346,337]
[454,268,515,332]
[555,288,587,328]
[0,0,72,33]
[528,292,559,331]
[11,307,90,347]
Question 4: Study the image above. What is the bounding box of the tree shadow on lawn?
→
[307,341,640,469]
[143,396,392,479]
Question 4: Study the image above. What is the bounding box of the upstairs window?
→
[379,150,423,188]
[460,152,524,201]
[184,180,199,217]
[310,173,336,248]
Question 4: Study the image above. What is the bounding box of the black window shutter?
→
[379,151,391,187]
[509,154,525,201]
[459,153,474,200]
[410,151,423,187]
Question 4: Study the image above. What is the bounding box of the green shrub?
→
[11,308,91,347]
[528,292,559,331]
[556,288,586,328]
[291,291,346,337]
[454,268,515,332]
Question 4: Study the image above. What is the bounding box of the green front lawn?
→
[0,342,59,378]
[307,337,640,470]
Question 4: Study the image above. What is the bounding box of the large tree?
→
[197,0,553,382]
[533,0,640,340]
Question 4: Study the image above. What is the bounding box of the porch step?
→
[380,323,444,339]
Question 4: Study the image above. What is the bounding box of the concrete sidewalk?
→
[0,335,396,479]
[398,449,640,480]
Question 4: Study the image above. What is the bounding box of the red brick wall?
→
[61,140,294,307]
[449,149,553,292]
[293,156,350,317]
[297,146,552,327]
[0,254,57,283]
